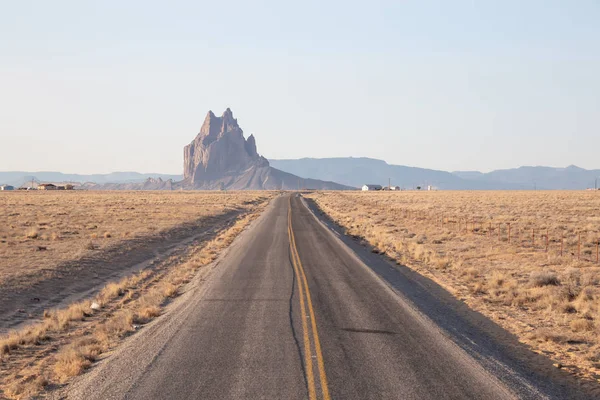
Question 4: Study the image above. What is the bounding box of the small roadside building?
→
[0,185,14,191]
[56,184,75,190]
[38,183,57,191]
[362,184,383,191]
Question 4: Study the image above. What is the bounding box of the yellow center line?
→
[288,196,331,400]
[288,199,317,400]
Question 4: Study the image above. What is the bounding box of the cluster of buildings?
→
[361,184,437,191]
[0,183,75,191]
[361,184,401,191]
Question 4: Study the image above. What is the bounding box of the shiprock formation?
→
[181,108,350,190]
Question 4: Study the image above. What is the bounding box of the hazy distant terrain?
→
[0,171,183,187]
[453,165,600,190]
[5,161,599,190]
[271,158,600,190]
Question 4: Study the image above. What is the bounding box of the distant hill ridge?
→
[0,172,183,187]
[4,161,600,190]
[269,158,600,190]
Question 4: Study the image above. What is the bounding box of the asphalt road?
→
[61,194,589,400]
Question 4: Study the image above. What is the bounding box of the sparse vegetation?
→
[0,191,269,292]
[307,190,600,386]
[0,191,273,399]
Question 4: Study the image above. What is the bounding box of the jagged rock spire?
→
[183,108,268,182]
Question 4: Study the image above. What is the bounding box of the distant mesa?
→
[181,108,351,190]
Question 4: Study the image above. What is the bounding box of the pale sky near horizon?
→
[1,1,598,174]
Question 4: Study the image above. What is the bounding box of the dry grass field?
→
[308,190,600,386]
[0,190,274,399]
[0,191,268,291]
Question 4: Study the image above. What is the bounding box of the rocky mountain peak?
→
[183,108,268,183]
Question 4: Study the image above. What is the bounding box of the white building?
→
[362,184,383,191]
[0,185,14,191]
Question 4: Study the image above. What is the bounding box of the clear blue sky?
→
[1,1,598,174]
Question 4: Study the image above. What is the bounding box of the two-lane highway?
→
[61,194,587,399]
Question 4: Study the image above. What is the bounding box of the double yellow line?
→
[288,196,331,400]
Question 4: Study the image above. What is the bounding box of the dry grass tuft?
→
[134,306,162,324]
[531,328,568,344]
[4,374,48,399]
[162,282,178,298]
[54,347,93,383]
[25,228,38,239]
[571,318,595,333]
[530,271,561,287]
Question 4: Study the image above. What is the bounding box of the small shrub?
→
[489,272,507,288]
[4,375,48,399]
[162,282,178,298]
[134,306,161,324]
[97,282,125,304]
[54,348,92,383]
[95,310,134,341]
[530,271,560,287]
[531,328,567,343]
[570,318,595,332]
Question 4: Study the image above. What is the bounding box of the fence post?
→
[545,230,549,252]
[578,232,581,260]
[560,236,563,257]
[597,240,599,264]
[532,229,535,248]
[508,223,511,244]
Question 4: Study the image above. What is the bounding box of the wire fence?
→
[393,208,600,264]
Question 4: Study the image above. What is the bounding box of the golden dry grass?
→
[307,190,600,385]
[0,191,267,290]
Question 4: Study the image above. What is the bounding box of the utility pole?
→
[388,177,391,190]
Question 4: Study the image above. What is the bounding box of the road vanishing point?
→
[61,194,589,400]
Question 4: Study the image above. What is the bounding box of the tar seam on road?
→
[287,237,309,398]
[288,197,332,400]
